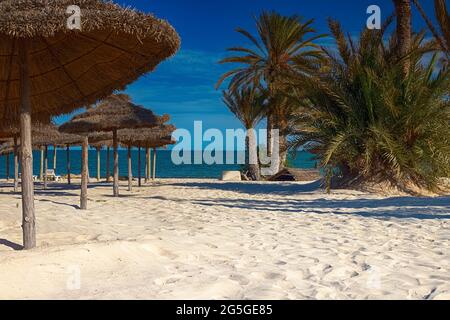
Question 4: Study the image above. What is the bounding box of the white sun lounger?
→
[45,169,61,182]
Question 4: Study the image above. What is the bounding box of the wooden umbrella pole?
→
[152,148,157,180]
[39,147,43,180]
[19,39,36,250]
[53,144,57,170]
[66,145,71,185]
[127,145,132,192]
[80,136,88,210]
[13,135,19,192]
[145,147,150,183]
[106,146,110,182]
[113,129,119,197]
[6,152,10,180]
[138,145,142,187]
[44,145,48,190]
[97,147,101,181]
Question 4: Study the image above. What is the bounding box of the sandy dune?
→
[0,179,449,300]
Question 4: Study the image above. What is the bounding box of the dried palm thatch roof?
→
[88,131,114,146]
[0,120,51,139]
[0,0,180,122]
[34,128,85,147]
[88,124,176,148]
[0,122,84,146]
[59,94,169,133]
[118,124,176,147]
[0,144,13,155]
[89,139,113,149]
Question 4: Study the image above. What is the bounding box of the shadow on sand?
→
[0,239,23,251]
[189,196,450,220]
[141,181,450,220]
[166,180,322,195]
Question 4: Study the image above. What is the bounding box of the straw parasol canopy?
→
[118,124,176,147]
[0,0,180,122]
[0,122,84,188]
[84,123,176,187]
[0,0,180,249]
[118,124,176,188]
[60,93,170,197]
[0,143,13,155]
[0,121,58,191]
[59,94,169,133]
[0,119,51,139]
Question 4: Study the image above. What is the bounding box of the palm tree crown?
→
[222,88,265,129]
[216,11,325,91]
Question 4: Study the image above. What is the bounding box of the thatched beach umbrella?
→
[0,143,13,181]
[33,124,84,187]
[0,125,23,192]
[87,124,175,189]
[32,123,62,190]
[2,123,82,189]
[54,133,84,186]
[89,132,114,182]
[60,94,169,198]
[0,122,55,191]
[0,0,180,249]
[118,124,176,186]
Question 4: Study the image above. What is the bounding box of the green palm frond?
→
[287,17,450,190]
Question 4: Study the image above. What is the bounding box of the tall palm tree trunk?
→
[267,113,273,158]
[246,128,260,180]
[394,0,412,75]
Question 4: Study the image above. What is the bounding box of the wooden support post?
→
[97,147,101,181]
[66,145,71,185]
[113,130,119,197]
[53,144,57,170]
[127,145,132,192]
[39,147,43,180]
[13,135,18,192]
[145,148,150,183]
[106,146,110,182]
[152,148,157,180]
[19,39,36,250]
[138,145,142,187]
[44,145,48,190]
[80,136,88,210]
[6,153,10,180]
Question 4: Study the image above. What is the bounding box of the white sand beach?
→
[0,179,449,300]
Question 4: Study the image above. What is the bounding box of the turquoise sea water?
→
[0,150,317,179]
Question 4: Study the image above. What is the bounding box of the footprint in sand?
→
[229,274,250,285]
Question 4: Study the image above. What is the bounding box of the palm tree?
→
[393,0,412,75]
[411,0,450,62]
[223,87,265,180]
[217,11,325,173]
[289,19,449,191]
[435,0,450,50]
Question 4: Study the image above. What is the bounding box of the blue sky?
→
[56,0,436,139]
